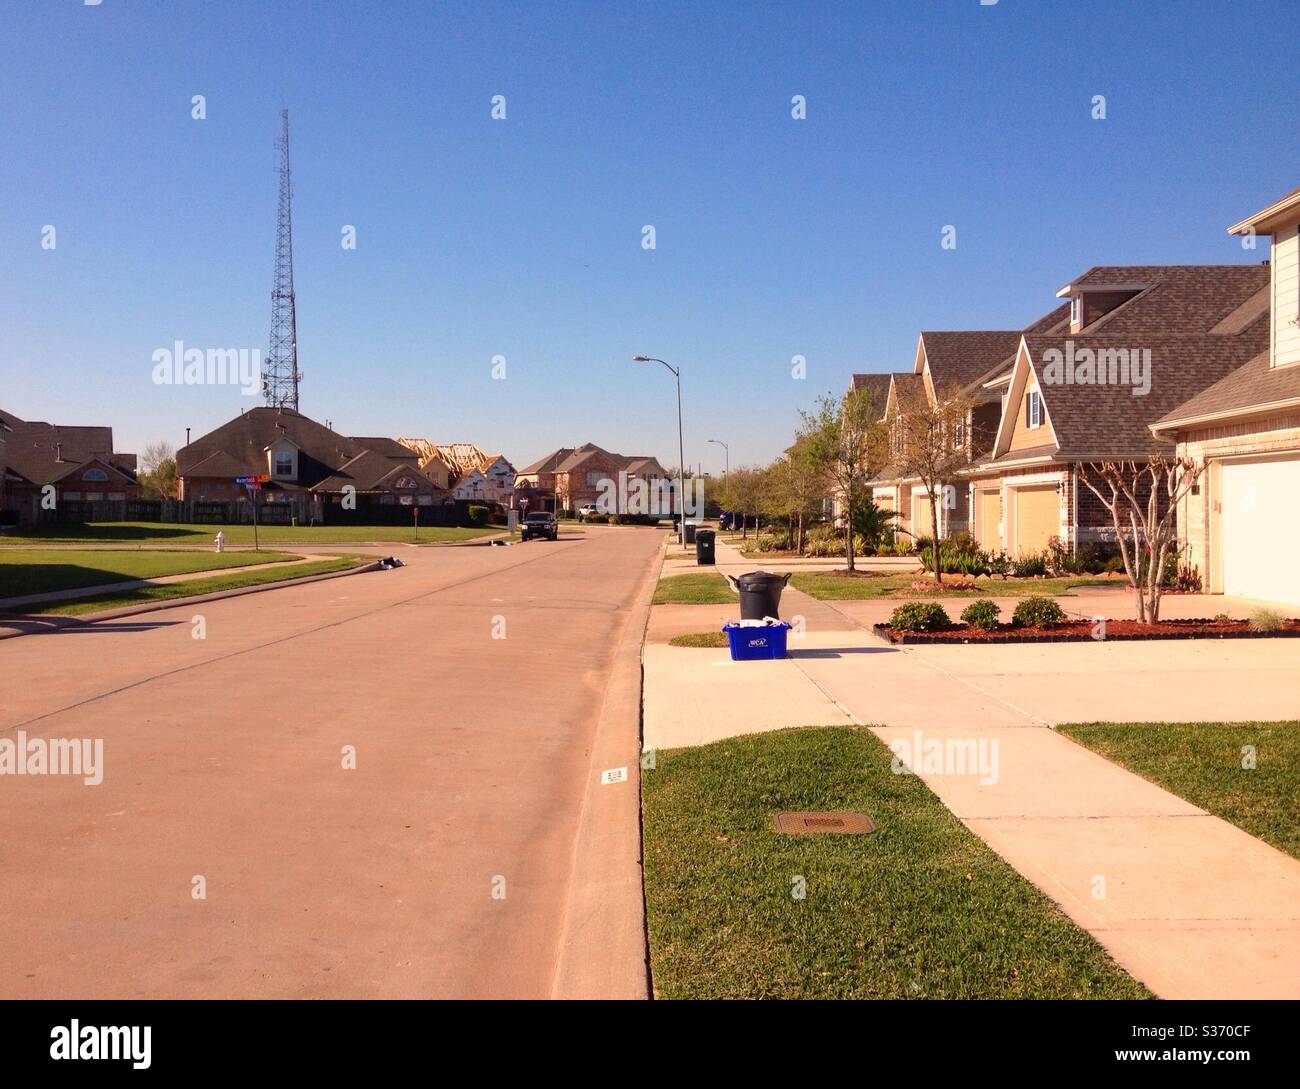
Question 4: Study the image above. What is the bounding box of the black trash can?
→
[684,521,697,545]
[734,570,792,620]
[695,528,716,565]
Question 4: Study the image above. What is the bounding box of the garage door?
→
[1221,457,1300,607]
[977,489,1001,552]
[1013,484,1059,557]
[912,492,934,540]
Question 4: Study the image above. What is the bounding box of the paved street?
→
[0,527,662,998]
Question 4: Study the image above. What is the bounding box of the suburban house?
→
[859,263,1269,561]
[865,309,1068,538]
[1149,186,1300,606]
[178,408,448,522]
[395,440,517,506]
[0,408,140,525]
[514,444,673,514]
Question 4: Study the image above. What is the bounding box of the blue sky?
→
[1,0,1295,473]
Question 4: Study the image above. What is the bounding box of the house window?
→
[586,470,603,486]
[953,416,966,450]
[1070,295,1082,327]
[1027,391,1043,429]
[273,451,294,477]
[82,468,109,482]
[63,491,81,500]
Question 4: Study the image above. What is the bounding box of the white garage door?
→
[1221,456,1300,608]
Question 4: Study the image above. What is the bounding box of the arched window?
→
[82,468,109,482]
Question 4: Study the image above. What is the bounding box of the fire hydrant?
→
[214,531,225,553]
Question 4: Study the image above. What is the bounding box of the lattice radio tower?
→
[263,108,301,409]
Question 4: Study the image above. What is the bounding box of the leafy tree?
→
[894,383,974,585]
[801,385,888,571]
[138,440,179,500]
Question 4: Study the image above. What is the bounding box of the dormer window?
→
[1070,295,1082,327]
[1027,390,1043,429]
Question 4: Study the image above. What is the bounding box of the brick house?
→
[0,408,140,525]
[514,444,674,514]
[395,440,517,506]
[1150,186,1300,606]
[178,408,447,522]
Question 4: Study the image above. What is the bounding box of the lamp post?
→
[706,438,729,481]
[632,355,687,546]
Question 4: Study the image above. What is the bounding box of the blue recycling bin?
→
[722,621,790,661]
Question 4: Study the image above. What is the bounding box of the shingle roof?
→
[179,408,440,493]
[0,413,135,487]
[889,373,929,414]
[517,447,575,475]
[1071,264,1270,337]
[1153,351,1300,430]
[920,331,1023,392]
[1021,332,1267,456]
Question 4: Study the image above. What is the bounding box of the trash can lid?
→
[735,570,789,589]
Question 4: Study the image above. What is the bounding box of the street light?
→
[706,438,729,481]
[632,355,687,547]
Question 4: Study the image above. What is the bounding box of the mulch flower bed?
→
[874,617,1300,645]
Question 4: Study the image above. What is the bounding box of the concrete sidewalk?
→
[642,569,1300,998]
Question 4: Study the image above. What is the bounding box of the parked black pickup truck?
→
[521,512,559,541]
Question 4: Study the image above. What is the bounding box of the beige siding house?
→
[1151,186,1300,607]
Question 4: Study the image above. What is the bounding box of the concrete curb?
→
[0,560,383,640]
[550,541,660,999]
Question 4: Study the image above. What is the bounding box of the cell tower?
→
[263,108,301,410]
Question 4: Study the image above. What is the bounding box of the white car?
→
[577,504,599,517]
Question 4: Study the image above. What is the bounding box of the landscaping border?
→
[874,619,1300,645]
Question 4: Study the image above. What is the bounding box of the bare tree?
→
[138,440,179,500]
[802,385,887,572]
[894,385,974,585]
[1079,456,1205,622]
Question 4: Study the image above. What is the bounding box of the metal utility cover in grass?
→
[773,811,874,835]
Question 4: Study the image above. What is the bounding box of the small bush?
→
[1248,608,1285,633]
[1012,595,1066,628]
[468,504,490,527]
[1175,564,1203,593]
[1104,554,1128,574]
[1012,553,1047,578]
[1213,612,1230,623]
[985,551,1011,578]
[888,601,952,632]
[960,599,1002,631]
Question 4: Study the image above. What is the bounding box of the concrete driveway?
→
[0,527,662,998]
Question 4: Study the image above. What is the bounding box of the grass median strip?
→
[9,555,373,617]
[668,631,729,648]
[790,572,1109,601]
[0,548,298,597]
[653,572,734,605]
[0,521,498,547]
[643,725,1149,999]
[1057,720,1300,860]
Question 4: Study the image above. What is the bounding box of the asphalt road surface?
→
[0,527,662,998]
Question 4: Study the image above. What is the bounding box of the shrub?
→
[1012,553,1047,578]
[985,551,1011,579]
[960,599,1002,631]
[1213,612,1230,623]
[1175,563,1203,593]
[1046,536,1084,576]
[1104,553,1128,574]
[1012,595,1066,628]
[756,532,792,553]
[468,504,490,527]
[1248,608,1285,633]
[888,601,952,632]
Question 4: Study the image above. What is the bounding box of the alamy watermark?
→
[0,731,103,785]
[1040,339,1151,396]
[889,730,999,785]
[151,341,261,395]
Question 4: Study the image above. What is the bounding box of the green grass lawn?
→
[790,571,1112,600]
[11,554,373,617]
[1058,721,1300,860]
[0,548,298,597]
[652,572,735,605]
[643,726,1148,999]
[668,631,729,648]
[0,521,499,547]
